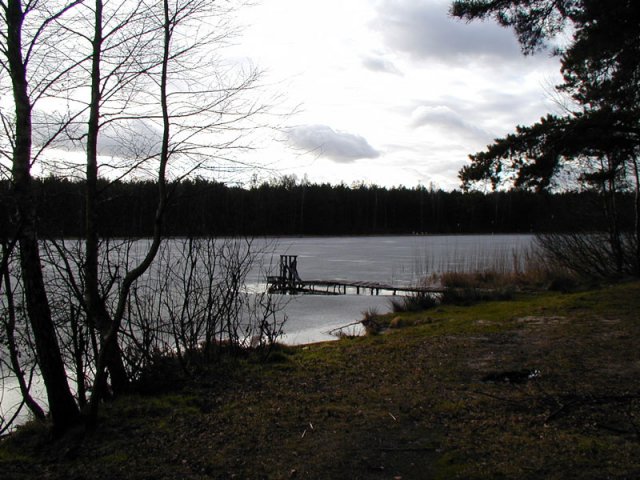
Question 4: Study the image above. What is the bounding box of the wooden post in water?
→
[278,255,301,293]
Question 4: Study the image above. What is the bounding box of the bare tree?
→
[80,0,265,424]
[125,237,286,376]
[1,239,46,433]
[1,0,82,432]
[81,0,161,398]
[1,0,266,433]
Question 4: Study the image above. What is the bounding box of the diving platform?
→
[266,255,444,296]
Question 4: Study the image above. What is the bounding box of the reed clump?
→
[437,244,580,293]
[387,244,581,315]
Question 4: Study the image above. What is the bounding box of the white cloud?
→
[410,105,492,142]
[372,0,542,66]
[97,120,162,158]
[105,0,561,189]
[32,112,162,158]
[362,54,402,75]
[287,124,380,163]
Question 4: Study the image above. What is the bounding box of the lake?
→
[0,234,534,426]
[250,234,534,343]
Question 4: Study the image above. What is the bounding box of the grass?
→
[2,281,640,478]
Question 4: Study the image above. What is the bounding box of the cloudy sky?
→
[231,0,563,190]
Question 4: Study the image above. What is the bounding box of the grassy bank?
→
[2,282,640,479]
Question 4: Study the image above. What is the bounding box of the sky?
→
[228,0,564,190]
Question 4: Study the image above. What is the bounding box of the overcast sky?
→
[231,0,563,190]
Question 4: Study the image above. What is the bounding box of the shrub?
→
[440,286,513,306]
[361,308,383,335]
[389,291,439,312]
[535,232,631,282]
[134,353,186,395]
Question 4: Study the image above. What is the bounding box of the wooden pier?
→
[266,255,444,296]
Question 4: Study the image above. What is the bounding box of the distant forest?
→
[0,177,631,237]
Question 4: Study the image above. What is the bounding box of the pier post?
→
[276,255,301,293]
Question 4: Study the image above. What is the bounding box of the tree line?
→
[0,176,630,238]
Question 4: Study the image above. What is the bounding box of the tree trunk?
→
[1,242,46,422]
[600,156,624,275]
[6,0,80,434]
[632,157,640,275]
[84,0,129,397]
[87,0,171,426]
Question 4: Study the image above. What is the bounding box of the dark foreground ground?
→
[2,282,640,479]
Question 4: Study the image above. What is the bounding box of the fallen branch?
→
[326,321,362,336]
[469,389,523,407]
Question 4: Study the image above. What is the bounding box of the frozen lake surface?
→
[0,234,534,426]
[252,234,534,344]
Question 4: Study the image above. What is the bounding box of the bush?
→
[361,308,383,335]
[547,274,579,292]
[134,353,186,395]
[440,286,513,306]
[535,232,636,282]
[389,291,439,312]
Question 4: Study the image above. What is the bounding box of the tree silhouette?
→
[452,0,640,275]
